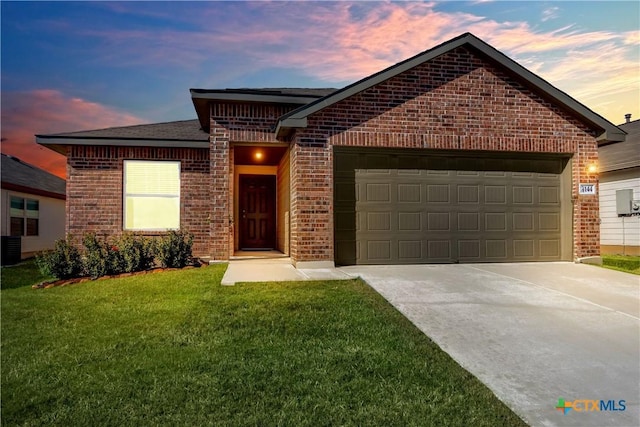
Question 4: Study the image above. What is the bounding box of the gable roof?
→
[190,88,336,132]
[36,120,209,154]
[275,32,625,144]
[599,119,640,172]
[1,153,66,199]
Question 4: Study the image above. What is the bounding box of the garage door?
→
[334,149,571,265]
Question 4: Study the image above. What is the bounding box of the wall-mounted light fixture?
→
[586,162,598,175]
[254,151,264,161]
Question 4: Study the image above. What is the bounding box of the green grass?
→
[1,262,525,426]
[601,254,640,275]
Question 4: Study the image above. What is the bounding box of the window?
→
[123,160,180,230]
[10,196,39,236]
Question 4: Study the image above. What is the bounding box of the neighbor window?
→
[123,160,180,230]
[10,196,39,236]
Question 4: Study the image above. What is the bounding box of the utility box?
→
[616,189,633,215]
[1,236,22,266]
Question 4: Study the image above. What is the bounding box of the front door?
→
[239,174,276,250]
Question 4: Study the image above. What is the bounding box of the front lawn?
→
[1,261,525,426]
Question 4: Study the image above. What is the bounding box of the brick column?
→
[289,139,334,267]
[572,138,600,259]
[210,121,230,260]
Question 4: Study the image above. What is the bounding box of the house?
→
[36,33,625,267]
[598,115,639,255]
[1,153,66,263]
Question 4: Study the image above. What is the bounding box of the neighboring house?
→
[36,33,625,267]
[598,116,640,255]
[1,153,66,262]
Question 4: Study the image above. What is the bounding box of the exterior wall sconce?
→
[586,163,598,176]
[254,151,263,161]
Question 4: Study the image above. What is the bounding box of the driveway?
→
[339,262,639,427]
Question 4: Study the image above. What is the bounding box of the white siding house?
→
[1,154,66,262]
[598,117,640,255]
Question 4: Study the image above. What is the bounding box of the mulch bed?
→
[32,260,208,289]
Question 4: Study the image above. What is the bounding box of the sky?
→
[1,1,639,178]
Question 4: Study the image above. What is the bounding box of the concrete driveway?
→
[340,262,639,427]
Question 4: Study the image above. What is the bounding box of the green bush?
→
[111,232,156,273]
[156,230,193,268]
[82,233,116,279]
[35,231,193,282]
[602,255,640,272]
[36,236,83,280]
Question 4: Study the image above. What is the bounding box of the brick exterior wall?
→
[291,46,601,261]
[66,146,210,256]
[65,46,603,263]
[209,123,231,260]
[211,103,296,143]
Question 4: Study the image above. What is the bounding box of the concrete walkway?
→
[340,262,640,427]
[221,257,352,285]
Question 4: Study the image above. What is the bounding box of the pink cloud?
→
[29,3,638,123]
[1,90,144,178]
[73,1,639,118]
[239,2,637,122]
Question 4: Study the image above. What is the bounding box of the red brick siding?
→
[289,143,334,262]
[291,46,601,261]
[210,121,231,260]
[573,141,600,257]
[212,103,296,143]
[66,146,210,257]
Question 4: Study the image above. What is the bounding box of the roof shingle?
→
[1,153,66,197]
[599,119,640,172]
[40,119,208,141]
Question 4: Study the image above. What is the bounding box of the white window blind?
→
[123,160,180,230]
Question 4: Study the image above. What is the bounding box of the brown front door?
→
[239,174,276,250]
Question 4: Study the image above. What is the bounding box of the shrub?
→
[111,232,156,273]
[156,230,193,268]
[82,233,115,279]
[602,255,640,272]
[36,236,83,279]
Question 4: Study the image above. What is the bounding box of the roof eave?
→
[190,90,323,105]
[191,89,322,134]
[36,135,209,155]
[596,129,627,144]
[275,117,307,139]
[1,181,66,200]
[275,33,625,144]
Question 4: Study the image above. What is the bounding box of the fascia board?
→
[190,91,319,105]
[596,129,627,144]
[36,136,209,149]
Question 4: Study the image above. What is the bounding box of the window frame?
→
[122,160,181,231]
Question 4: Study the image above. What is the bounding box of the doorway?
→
[239,174,276,250]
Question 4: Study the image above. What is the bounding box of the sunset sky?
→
[2,1,639,178]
